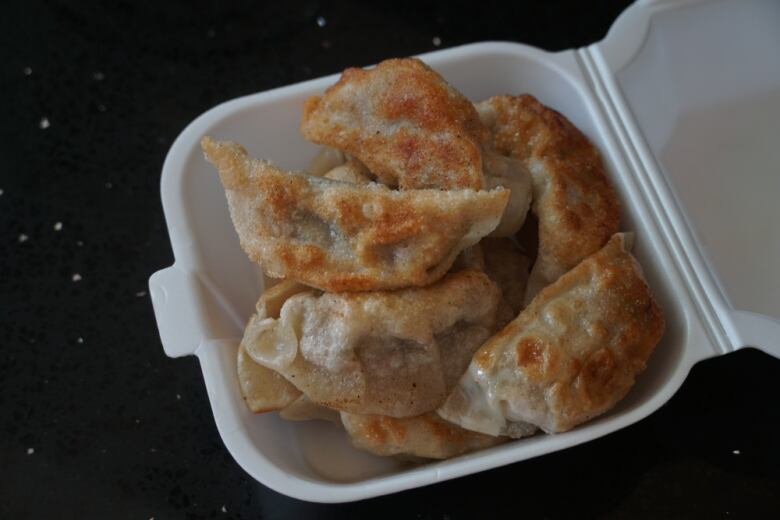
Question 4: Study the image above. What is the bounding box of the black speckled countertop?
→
[1,1,778,518]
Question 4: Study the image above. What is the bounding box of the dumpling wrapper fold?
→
[236,280,307,412]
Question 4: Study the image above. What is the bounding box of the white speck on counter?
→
[136,290,147,297]
[93,71,105,81]
[176,394,181,400]
[76,240,84,247]
[432,36,442,46]
[72,273,82,282]
[207,28,215,38]
[221,505,227,513]
[0,188,4,195]
[733,449,740,455]
[18,233,28,243]
[77,337,84,344]
[97,104,107,112]
[23,66,32,76]
[27,448,34,455]
[105,181,112,189]
[316,16,326,27]
[135,418,140,424]
[54,222,63,231]
[39,117,50,129]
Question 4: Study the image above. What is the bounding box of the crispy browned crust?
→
[471,234,664,433]
[301,58,488,190]
[340,412,505,459]
[477,95,621,295]
[202,137,508,292]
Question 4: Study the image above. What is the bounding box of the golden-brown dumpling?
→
[340,412,506,460]
[438,234,665,436]
[301,58,488,190]
[475,95,621,302]
[202,137,509,292]
[241,269,502,418]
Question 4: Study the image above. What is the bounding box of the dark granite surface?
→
[1,1,778,518]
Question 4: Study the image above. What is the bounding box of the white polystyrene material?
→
[592,0,780,353]
[150,39,717,501]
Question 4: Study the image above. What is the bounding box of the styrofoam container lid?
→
[589,0,780,356]
[149,0,780,502]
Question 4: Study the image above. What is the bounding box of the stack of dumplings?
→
[201,58,665,461]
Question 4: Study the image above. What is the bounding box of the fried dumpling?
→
[340,412,506,460]
[202,137,509,292]
[301,58,488,190]
[241,269,502,418]
[438,234,665,436]
[475,95,621,302]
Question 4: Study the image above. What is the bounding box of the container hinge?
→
[576,45,732,356]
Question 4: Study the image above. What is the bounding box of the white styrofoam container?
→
[149,0,780,502]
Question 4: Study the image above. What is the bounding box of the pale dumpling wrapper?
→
[237,344,301,413]
[236,280,308,413]
[241,269,502,418]
[481,149,533,238]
